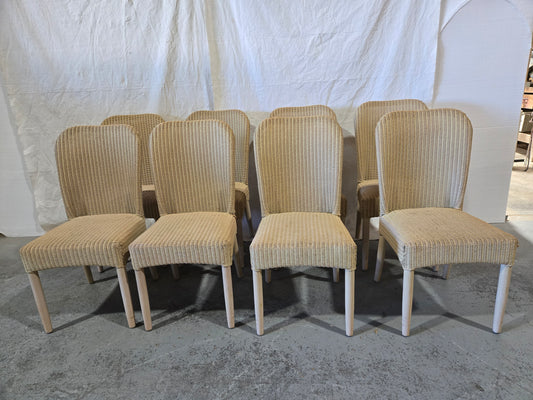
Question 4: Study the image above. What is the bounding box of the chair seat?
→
[250,212,356,270]
[235,181,249,200]
[20,214,146,272]
[357,179,379,218]
[129,212,236,269]
[380,208,518,270]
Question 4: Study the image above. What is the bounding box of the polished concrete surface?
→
[1,219,532,400]
[507,161,533,218]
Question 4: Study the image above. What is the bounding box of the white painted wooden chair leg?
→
[362,218,370,271]
[97,266,104,273]
[83,266,94,284]
[245,200,254,236]
[149,266,159,280]
[170,264,180,280]
[402,269,415,337]
[345,269,355,336]
[234,229,244,278]
[116,267,136,328]
[265,269,271,283]
[440,264,451,280]
[493,264,512,334]
[253,269,264,335]
[28,272,53,333]
[134,269,152,331]
[333,268,340,283]
[221,265,235,328]
[374,236,385,282]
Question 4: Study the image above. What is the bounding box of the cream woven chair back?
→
[255,116,343,216]
[151,120,235,216]
[270,105,337,121]
[376,109,473,214]
[102,114,165,186]
[56,125,142,219]
[186,110,250,186]
[355,100,428,184]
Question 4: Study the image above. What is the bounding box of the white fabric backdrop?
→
[1,1,441,229]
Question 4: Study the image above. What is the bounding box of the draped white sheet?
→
[0,1,441,229]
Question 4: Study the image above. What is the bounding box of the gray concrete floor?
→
[1,220,532,400]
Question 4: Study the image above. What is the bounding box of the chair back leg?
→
[374,236,386,282]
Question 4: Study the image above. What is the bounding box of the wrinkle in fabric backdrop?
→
[0,0,441,229]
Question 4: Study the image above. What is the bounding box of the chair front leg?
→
[402,269,415,337]
[221,265,235,328]
[97,266,104,273]
[345,269,355,336]
[440,264,451,280]
[253,269,264,335]
[374,236,386,282]
[28,272,53,333]
[116,268,136,328]
[170,264,180,280]
[493,264,512,334]
[134,269,152,331]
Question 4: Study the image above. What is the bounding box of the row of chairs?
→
[19,104,518,337]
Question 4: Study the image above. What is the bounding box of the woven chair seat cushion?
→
[250,212,357,270]
[235,181,249,200]
[20,214,146,273]
[380,208,518,270]
[129,212,236,269]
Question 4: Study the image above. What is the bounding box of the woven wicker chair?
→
[250,116,357,336]
[101,114,164,279]
[101,113,164,220]
[270,105,338,120]
[270,105,347,283]
[373,109,518,336]
[129,120,239,331]
[19,125,146,333]
[354,100,428,272]
[186,110,253,270]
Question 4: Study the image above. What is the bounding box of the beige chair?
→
[101,113,164,220]
[354,100,428,272]
[186,110,253,270]
[129,120,239,331]
[101,113,164,279]
[270,105,338,120]
[373,109,518,337]
[250,116,357,336]
[19,125,146,333]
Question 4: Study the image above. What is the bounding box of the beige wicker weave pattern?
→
[254,116,343,217]
[101,114,164,187]
[187,110,250,189]
[270,105,337,121]
[55,125,143,219]
[150,120,235,216]
[355,99,428,186]
[250,212,356,270]
[376,109,472,215]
